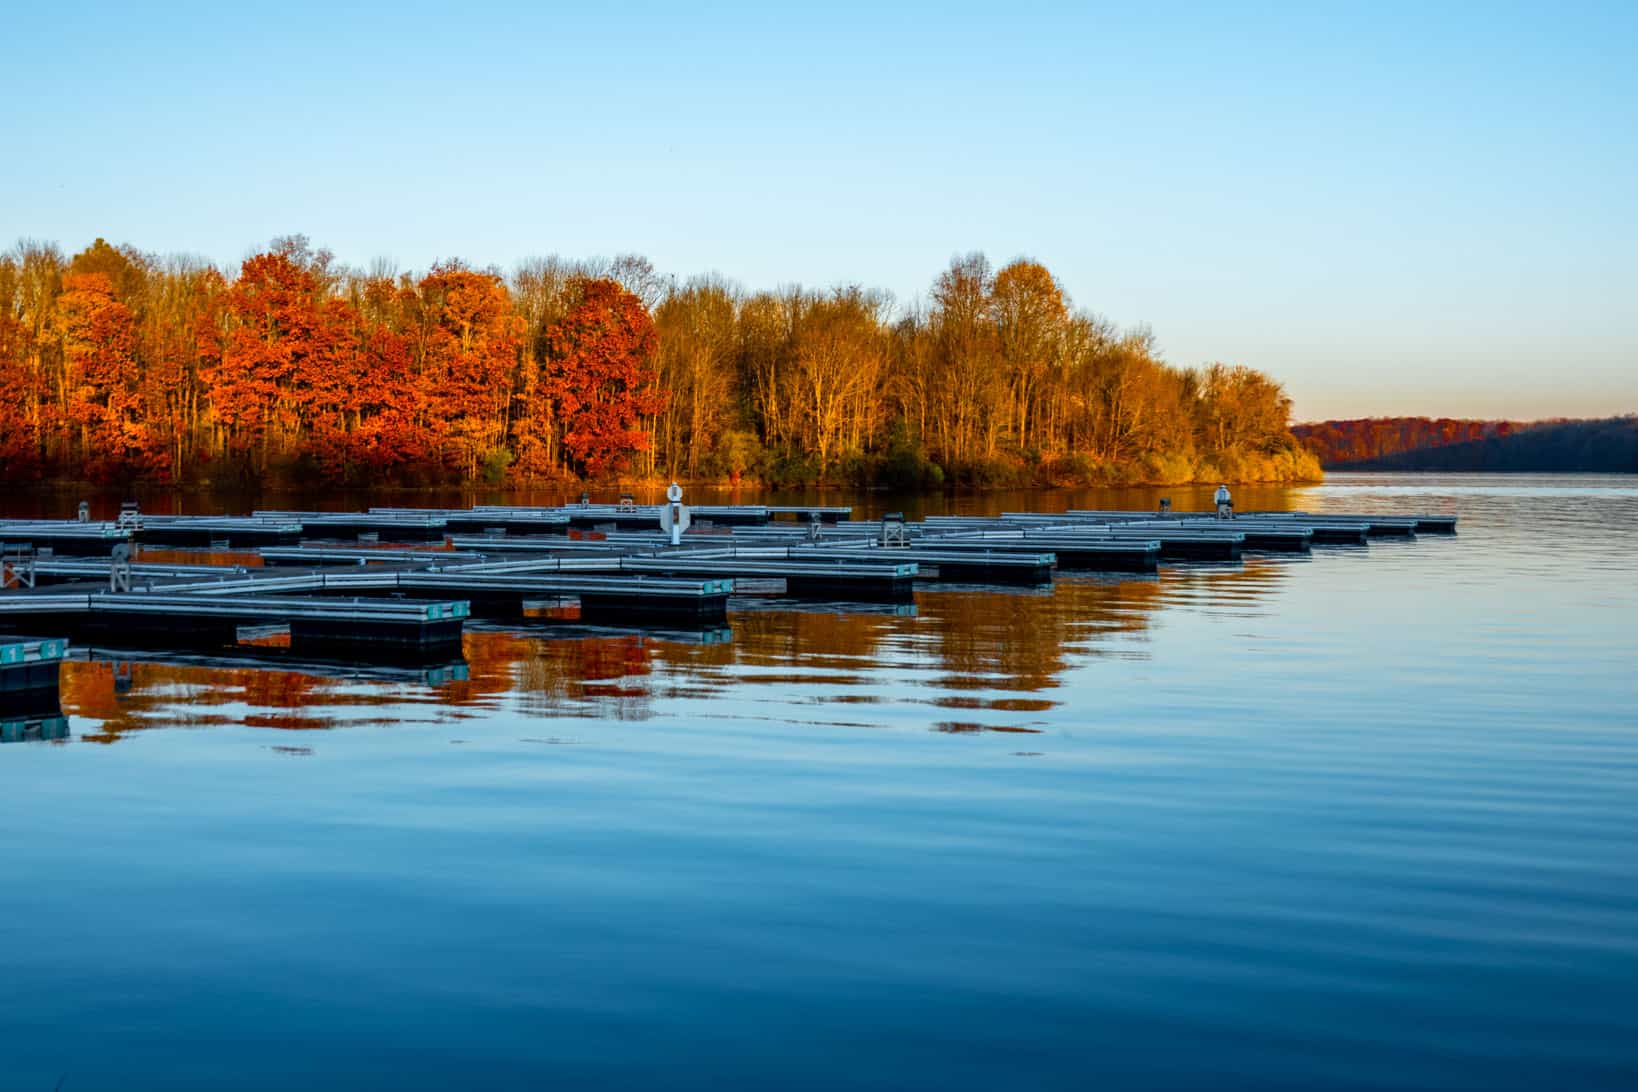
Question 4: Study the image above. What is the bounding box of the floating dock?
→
[252,511,450,542]
[0,592,467,653]
[614,557,918,600]
[366,508,572,536]
[135,516,304,547]
[786,547,1056,585]
[1062,509,1433,538]
[259,546,485,567]
[919,520,1246,562]
[0,521,131,556]
[400,573,733,623]
[0,636,68,700]
[0,500,1458,708]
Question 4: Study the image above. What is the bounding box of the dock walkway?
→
[0,500,1458,700]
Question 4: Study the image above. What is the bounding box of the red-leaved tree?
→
[536,278,666,477]
[212,248,346,474]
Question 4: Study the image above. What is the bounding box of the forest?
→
[1294,417,1523,466]
[1307,417,1638,473]
[1,236,1320,489]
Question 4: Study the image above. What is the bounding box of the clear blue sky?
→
[4,1,1633,421]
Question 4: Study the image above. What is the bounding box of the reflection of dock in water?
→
[1,712,69,743]
[3,500,1455,717]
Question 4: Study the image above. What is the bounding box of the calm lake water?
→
[3,473,1637,1090]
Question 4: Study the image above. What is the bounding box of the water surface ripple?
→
[3,473,1637,1090]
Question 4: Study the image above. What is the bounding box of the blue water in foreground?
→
[3,473,1637,1090]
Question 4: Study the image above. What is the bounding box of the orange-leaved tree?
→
[55,272,169,482]
[410,264,522,480]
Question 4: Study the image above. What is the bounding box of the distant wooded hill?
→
[1293,417,1521,465]
[1295,416,1638,472]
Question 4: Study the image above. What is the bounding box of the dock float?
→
[0,593,468,653]
[561,507,683,532]
[1062,508,1449,538]
[135,516,304,547]
[0,636,68,701]
[788,547,1055,585]
[912,537,1161,572]
[1246,513,1418,538]
[252,511,451,542]
[764,505,851,524]
[1054,510,1368,545]
[21,558,256,586]
[259,546,487,567]
[1247,511,1447,535]
[652,545,1055,586]
[26,562,731,625]
[366,508,572,536]
[984,528,1241,562]
[0,522,131,556]
[396,573,733,623]
[448,539,1026,589]
[1101,521,1314,553]
[614,558,918,600]
[917,517,1245,562]
[445,535,626,554]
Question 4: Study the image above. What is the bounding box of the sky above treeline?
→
[3,1,1633,422]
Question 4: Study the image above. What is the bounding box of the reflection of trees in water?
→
[61,660,366,741]
[710,610,900,675]
[1152,556,1297,609]
[492,632,659,721]
[917,581,1161,693]
[916,560,1290,692]
[446,629,732,721]
[55,560,1295,740]
[453,615,908,719]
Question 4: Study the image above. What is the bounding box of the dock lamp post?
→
[660,482,690,547]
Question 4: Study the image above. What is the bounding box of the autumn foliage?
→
[1,236,1317,487]
[1294,418,1522,466]
[1295,416,1637,472]
[529,278,664,477]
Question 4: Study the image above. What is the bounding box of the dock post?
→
[661,482,690,546]
[110,542,133,593]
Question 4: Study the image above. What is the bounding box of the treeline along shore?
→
[1294,417,1525,467]
[1,236,1321,490]
[1298,416,1638,472]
